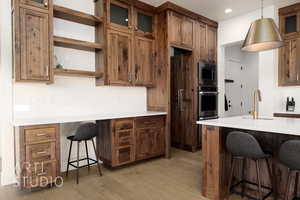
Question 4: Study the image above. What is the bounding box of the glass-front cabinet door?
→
[20,0,50,10]
[280,12,300,38]
[135,9,154,37]
[109,0,132,31]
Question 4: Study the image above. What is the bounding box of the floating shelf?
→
[54,68,103,78]
[53,36,103,52]
[53,5,103,26]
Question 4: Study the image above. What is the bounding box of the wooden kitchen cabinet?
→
[169,11,193,49]
[107,29,132,86]
[279,3,300,86]
[20,0,50,10]
[12,0,53,83]
[134,9,155,38]
[15,124,60,190]
[207,26,217,64]
[134,36,155,87]
[97,115,166,167]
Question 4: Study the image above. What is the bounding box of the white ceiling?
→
[141,0,300,21]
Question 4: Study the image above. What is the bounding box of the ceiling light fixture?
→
[225,8,232,14]
[241,0,285,52]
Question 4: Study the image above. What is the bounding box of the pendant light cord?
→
[261,0,264,19]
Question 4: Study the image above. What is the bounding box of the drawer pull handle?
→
[37,151,47,155]
[36,133,47,137]
[37,172,47,176]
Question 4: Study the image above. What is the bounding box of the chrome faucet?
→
[252,89,262,120]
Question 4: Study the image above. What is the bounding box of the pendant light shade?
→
[241,18,285,52]
[242,0,285,52]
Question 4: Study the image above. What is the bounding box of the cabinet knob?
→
[128,26,133,29]
[44,2,48,7]
[134,26,138,31]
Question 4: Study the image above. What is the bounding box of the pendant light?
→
[241,0,285,52]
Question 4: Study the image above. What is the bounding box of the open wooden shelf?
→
[53,5,103,26]
[53,36,103,52]
[54,68,103,78]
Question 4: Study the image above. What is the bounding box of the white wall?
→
[0,0,147,185]
[218,3,300,118]
[224,45,258,117]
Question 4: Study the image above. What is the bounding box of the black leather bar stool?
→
[279,140,300,200]
[226,131,273,200]
[66,123,102,184]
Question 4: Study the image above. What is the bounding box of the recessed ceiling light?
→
[225,8,232,14]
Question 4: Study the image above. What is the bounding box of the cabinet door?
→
[279,39,300,86]
[20,0,50,10]
[108,0,132,32]
[151,128,165,156]
[135,9,154,37]
[207,26,217,64]
[107,29,132,85]
[169,12,182,46]
[136,128,154,160]
[134,36,154,87]
[113,146,135,166]
[19,8,50,81]
[181,17,193,48]
[280,12,299,39]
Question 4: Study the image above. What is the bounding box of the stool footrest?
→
[68,158,98,169]
[231,179,273,200]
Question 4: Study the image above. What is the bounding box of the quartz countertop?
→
[14,111,167,126]
[197,115,300,136]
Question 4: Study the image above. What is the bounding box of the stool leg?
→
[265,158,274,193]
[85,140,90,172]
[294,172,299,198]
[255,160,263,200]
[91,138,102,176]
[285,169,293,200]
[241,158,246,198]
[76,141,80,184]
[66,140,73,177]
[227,158,237,197]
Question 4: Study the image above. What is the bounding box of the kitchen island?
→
[197,116,300,200]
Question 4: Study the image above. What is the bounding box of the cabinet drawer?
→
[25,142,56,163]
[135,116,165,129]
[25,127,56,144]
[113,145,135,166]
[115,130,134,147]
[24,161,57,188]
[114,119,134,131]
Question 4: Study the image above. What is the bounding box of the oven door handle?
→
[199,91,219,95]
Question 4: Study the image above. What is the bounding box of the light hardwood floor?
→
[0,149,240,200]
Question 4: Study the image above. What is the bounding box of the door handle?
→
[44,2,48,7]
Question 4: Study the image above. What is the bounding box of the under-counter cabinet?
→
[97,115,166,167]
[279,3,300,86]
[12,0,53,82]
[106,0,155,87]
[15,124,60,190]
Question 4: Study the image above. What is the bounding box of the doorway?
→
[170,48,197,151]
[224,43,259,117]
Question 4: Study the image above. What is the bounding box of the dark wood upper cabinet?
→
[169,11,193,49]
[207,26,217,64]
[279,3,300,86]
[13,0,53,82]
[107,29,132,86]
[134,36,155,87]
[20,0,50,10]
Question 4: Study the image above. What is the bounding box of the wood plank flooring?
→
[0,149,240,200]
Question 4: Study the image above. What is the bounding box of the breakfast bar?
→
[197,116,300,200]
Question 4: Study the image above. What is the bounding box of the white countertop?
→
[197,115,300,136]
[14,111,167,126]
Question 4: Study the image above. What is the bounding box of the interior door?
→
[171,54,193,148]
[107,29,132,85]
[134,36,154,87]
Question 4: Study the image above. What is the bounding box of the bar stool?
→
[66,123,102,184]
[279,140,300,200]
[226,131,273,200]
